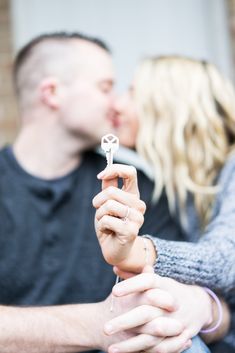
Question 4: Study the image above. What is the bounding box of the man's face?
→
[59,41,115,145]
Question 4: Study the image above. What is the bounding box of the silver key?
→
[100,134,120,312]
[101,134,119,166]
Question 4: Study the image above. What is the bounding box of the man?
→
[0,32,226,353]
[0,31,186,353]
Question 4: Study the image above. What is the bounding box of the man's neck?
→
[13,123,86,180]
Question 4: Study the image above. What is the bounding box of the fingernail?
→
[97,170,105,179]
[110,347,119,353]
[104,323,114,334]
[113,286,124,296]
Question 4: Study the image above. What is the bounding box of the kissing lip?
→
[108,112,121,128]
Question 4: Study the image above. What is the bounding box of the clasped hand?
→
[101,266,207,353]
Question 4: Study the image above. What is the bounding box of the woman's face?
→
[113,87,139,149]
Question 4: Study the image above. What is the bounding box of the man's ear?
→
[39,78,60,109]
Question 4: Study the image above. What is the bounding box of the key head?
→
[101,134,119,153]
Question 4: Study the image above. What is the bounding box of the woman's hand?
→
[93,164,146,266]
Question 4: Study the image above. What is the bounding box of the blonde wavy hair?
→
[134,56,235,229]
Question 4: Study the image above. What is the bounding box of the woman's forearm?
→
[146,234,235,296]
[117,232,234,298]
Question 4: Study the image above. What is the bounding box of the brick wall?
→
[0,0,18,146]
[227,0,235,69]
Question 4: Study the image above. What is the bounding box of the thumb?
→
[97,167,118,190]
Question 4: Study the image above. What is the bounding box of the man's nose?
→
[109,92,118,110]
[111,93,124,112]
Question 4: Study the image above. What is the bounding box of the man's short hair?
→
[13,31,111,95]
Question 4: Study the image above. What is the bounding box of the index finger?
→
[97,164,139,196]
[112,272,163,297]
[104,305,162,335]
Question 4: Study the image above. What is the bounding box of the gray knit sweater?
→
[146,154,235,349]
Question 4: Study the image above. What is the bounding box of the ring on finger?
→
[122,206,130,222]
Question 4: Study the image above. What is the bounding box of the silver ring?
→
[122,206,130,222]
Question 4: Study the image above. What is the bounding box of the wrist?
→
[62,301,111,351]
[190,286,213,331]
[200,288,214,329]
[117,236,157,273]
[90,299,110,351]
[142,236,157,266]
[200,288,223,334]
[96,295,124,352]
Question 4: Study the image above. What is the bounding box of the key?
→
[101,133,119,166]
[100,133,120,312]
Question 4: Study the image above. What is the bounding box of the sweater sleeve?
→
[144,159,235,298]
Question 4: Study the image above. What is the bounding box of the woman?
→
[93,56,235,352]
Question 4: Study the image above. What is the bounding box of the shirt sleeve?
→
[144,160,235,299]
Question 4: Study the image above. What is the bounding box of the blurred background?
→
[1,0,235,145]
